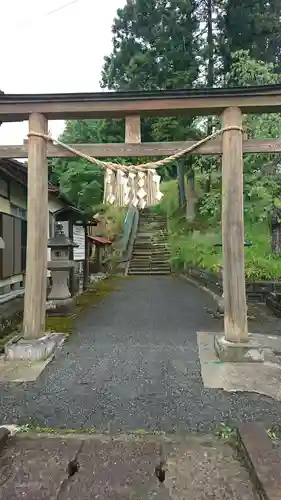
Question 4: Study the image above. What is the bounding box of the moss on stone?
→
[0,275,129,343]
[45,275,126,334]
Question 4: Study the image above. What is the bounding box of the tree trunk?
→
[177,159,186,209]
[205,0,214,193]
[185,157,197,221]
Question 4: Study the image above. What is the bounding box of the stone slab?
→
[214,335,264,363]
[238,423,281,500]
[0,434,82,500]
[198,332,281,399]
[0,433,256,500]
[0,358,51,382]
[5,333,65,362]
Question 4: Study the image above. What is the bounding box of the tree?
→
[229,50,281,228]
[199,51,281,231]
[218,0,281,78]
[101,0,200,92]
[50,120,113,214]
[101,0,201,213]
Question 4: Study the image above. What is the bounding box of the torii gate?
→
[1,85,281,346]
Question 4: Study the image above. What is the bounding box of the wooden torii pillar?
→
[221,107,248,343]
[23,113,49,339]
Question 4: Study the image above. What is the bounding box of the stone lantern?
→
[47,222,78,316]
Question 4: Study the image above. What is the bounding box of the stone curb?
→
[179,273,222,308]
[237,423,281,500]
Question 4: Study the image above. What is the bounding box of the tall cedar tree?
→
[101,0,201,207]
[100,0,200,145]
[218,0,281,79]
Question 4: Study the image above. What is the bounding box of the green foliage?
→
[53,159,104,214]
[219,0,281,76]
[198,191,221,220]
[50,120,108,214]
[101,0,200,92]
[267,425,281,443]
[161,126,281,279]
[216,423,238,447]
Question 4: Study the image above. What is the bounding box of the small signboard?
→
[73,225,85,261]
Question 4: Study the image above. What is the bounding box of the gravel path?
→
[1,275,281,431]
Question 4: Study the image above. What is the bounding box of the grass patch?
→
[18,424,165,437]
[93,204,126,241]
[216,423,239,448]
[267,425,281,443]
[18,424,98,435]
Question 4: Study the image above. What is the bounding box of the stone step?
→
[135,244,168,248]
[130,266,170,270]
[139,219,166,223]
[130,259,170,267]
[134,241,168,245]
[134,250,169,254]
[138,226,166,229]
[130,261,170,266]
[131,256,170,261]
[135,240,168,243]
[132,251,170,256]
[133,248,169,252]
[138,233,166,236]
[139,222,166,226]
[131,262,170,265]
[131,255,170,260]
[135,238,168,241]
[129,261,170,266]
[128,270,171,275]
[139,229,166,232]
[135,243,168,246]
[140,221,166,224]
[140,215,166,218]
[137,233,167,237]
[131,258,170,262]
[137,236,168,240]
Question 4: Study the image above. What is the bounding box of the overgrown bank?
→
[152,55,281,283]
[158,179,281,282]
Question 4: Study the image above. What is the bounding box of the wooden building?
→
[0,159,88,298]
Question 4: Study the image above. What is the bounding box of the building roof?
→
[88,235,112,245]
[0,158,75,207]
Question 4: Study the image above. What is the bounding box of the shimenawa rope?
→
[27,126,243,173]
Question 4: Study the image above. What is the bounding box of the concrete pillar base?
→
[214,334,264,363]
[4,333,65,361]
[46,298,75,317]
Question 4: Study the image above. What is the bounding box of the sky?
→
[0,0,125,146]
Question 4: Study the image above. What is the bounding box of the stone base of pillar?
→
[4,333,65,362]
[46,298,75,317]
[214,334,264,363]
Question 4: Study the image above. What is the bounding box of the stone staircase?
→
[128,210,171,275]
